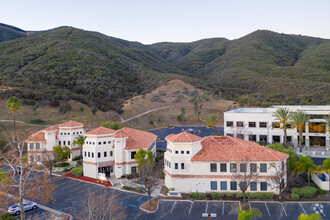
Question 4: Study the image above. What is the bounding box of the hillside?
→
[0,26,183,112]
[151,30,330,105]
[0,25,329,114]
[0,23,27,42]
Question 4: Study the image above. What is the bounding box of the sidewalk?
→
[114,177,164,197]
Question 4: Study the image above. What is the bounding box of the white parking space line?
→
[188,202,193,215]
[264,202,270,216]
[222,201,224,215]
[281,203,288,217]
[52,177,65,183]
[69,183,88,192]
[170,201,176,214]
[299,203,307,215]
[205,201,208,213]
[54,179,74,187]
[59,181,81,190]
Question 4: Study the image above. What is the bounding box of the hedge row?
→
[236,192,274,199]
[292,186,317,198]
[191,193,206,199]
[71,167,83,177]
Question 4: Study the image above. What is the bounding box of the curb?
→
[64,176,112,188]
[140,197,160,213]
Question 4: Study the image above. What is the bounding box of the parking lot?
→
[250,201,330,220]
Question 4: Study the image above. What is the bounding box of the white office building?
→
[224,106,330,149]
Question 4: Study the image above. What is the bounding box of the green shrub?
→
[318,189,327,195]
[236,193,243,198]
[247,192,274,199]
[63,168,72,172]
[76,161,83,166]
[292,186,317,198]
[291,192,300,200]
[123,186,134,190]
[226,193,234,198]
[211,192,224,199]
[72,156,82,161]
[160,172,165,179]
[121,175,126,178]
[1,213,16,220]
[126,174,132,179]
[54,162,70,167]
[28,118,47,125]
[71,167,83,177]
[191,192,206,199]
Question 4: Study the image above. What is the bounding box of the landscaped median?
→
[140,197,160,213]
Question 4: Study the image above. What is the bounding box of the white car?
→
[8,201,38,216]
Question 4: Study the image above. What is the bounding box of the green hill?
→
[0,23,27,42]
[0,26,329,113]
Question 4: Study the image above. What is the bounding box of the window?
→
[73,132,75,135]
[29,143,34,150]
[227,133,234,137]
[103,141,106,144]
[220,181,227,190]
[272,122,280,128]
[36,143,40,150]
[97,152,101,158]
[250,163,257,172]
[250,182,257,191]
[272,136,280,143]
[230,181,237,190]
[282,161,285,172]
[186,151,190,154]
[98,142,102,145]
[211,181,217,190]
[131,166,137,174]
[220,163,227,172]
[181,163,184,169]
[249,122,256,127]
[169,162,171,168]
[175,151,178,154]
[64,133,67,135]
[226,121,233,127]
[68,133,70,135]
[63,141,66,145]
[92,153,94,158]
[260,163,267,173]
[240,163,247,172]
[181,151,184,154]
[239,181,247,190]
[110,151,113,156]
[88,152,90,157]
[68,141,70,145]
[61,133,63,135]
[131,151,136,159]
[175,163,178,169]
[230,163,237,172]
[236,134,244,139]
[259,135,267,142]
[93,142,95,145]
[210,163,217,172]
[108,141,111,144]
[84,151,86,157]
[59,141,61,145]
[248,135,256,142]
[236,121,244,127]
[104,152,107,157]
[260,182,267,191]
[259,122,267,128]
[80,131,82,134]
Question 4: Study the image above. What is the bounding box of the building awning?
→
[97,161,114,167]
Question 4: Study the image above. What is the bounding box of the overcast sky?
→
[1,0,330,44]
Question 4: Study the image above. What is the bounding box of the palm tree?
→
[7,96,20,141]
[204,113,218,135]
[272,107,292,148]
[294,155,316,186]
[298,213,322,220]
[290,110,310,152]
[73,135,86,161]
[318,158,330,192]
[236,207,261,220]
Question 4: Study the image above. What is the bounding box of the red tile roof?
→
[59,120,83,128]
[26,131,46,142]
[43,124,60,131]
[166,132,203,143]
[113,127,157,150]
[191,136,288,162]
[86,127,116,135]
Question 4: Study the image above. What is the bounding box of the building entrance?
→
[98,166,113,177]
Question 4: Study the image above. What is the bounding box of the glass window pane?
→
[211,181,217,190]
[221,181,227,190]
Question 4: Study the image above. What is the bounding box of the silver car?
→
[8,201,38,216]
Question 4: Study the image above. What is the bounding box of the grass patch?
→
[54,162,70,167]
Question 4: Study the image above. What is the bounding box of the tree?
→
[91,106,98,116]
[204,113,218,135]
[53,145,70,163]
[268,144,297,171]
[73,188,126,219]
[134,149,160,206]
[73,135,86,162]
[290,111,310,152]
[41,150,57,180]
[101,121,120,130]
[193,96,203,122]
[269,162,286,200]
[231,158,259,204]
[0,129,55,220]
[294,155,316,186]
[178,107,186,124]
[272,107,292,148]
[298,213,322,220]
[7,96,20,141]
[79,106,84,113]
[318,158,330,192]
[236,207,261,220]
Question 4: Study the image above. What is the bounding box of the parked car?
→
[8,201,38,215]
